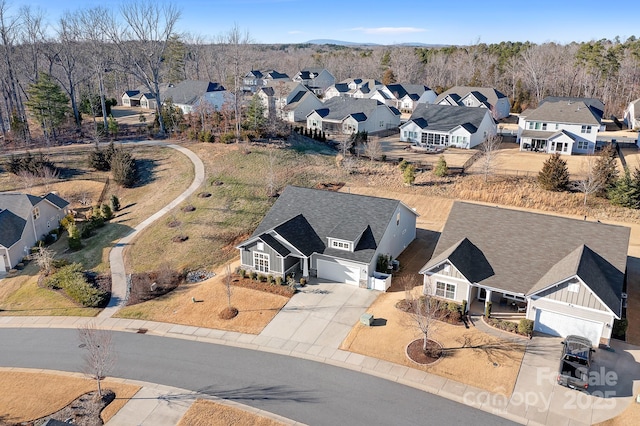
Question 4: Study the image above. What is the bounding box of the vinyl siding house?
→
[433,86,511,120]
[293,68,336,96]
[371,84,437,113]
[257,81,321,123]
[161,80,230,114]
[624,98,640,130]
[420,202,629,346]
[0,192,69,273]
[324,79,383,100]
[399,104,496,149]
[236,186,418,291]
[307,97,400,136]
[517,97,605,155]
[242,69,290,93]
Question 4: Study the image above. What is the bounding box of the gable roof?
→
[0,209,26,248]
[0,192,69,221]
[161,80,225,105]
[385,84,429,101]
[435,86,507,107]
[539,97,604,120]
[311,97,388,122]
[525,99,602,125]
[421,202,629,314]
[404,104,490,133]
[241,186,417,264]
[422,237,494,283]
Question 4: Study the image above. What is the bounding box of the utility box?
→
[360,313,374,326]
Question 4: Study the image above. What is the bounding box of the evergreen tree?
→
[609,168,640,208]
[538,153,569,191]
[111,148,137,188]
[403,164,416,186]
[593,145,619,197]
[166,34,187,83]
[433,155,448,177]
[25,73,70,143]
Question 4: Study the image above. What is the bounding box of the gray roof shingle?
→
[523,100,602,125]
[435,86,506,106]
[421,202,629,314]
[161,80,225,105]
[0,209,26,248]
[405,104,489,133]
[243,186,413,264]
[539,97,604,120]
[312,97,386,122]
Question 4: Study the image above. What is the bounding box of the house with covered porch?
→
[236,186,418,291]
[419,202,629,346]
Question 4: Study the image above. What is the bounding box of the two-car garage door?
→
[317,258,361,285]
[534,309,603,346]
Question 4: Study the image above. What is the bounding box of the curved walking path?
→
[98,142,205,319]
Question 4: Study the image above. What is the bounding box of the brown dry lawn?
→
[340,285,526,396]
[177,399,285,426]
[0,371,140,424]
[595,401,640,426]
[115,262,290,334]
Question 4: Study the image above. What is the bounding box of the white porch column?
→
[485,289,493,313]
[303,257,309,278]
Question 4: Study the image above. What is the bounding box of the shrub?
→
[43,233,56,245]
[110,195,120,212]
[484,301,492,318]
[398,159,409,172]
[518,319,534,336]
[219,132,236,144]
[44,263,107,307]
[267,275,274,284]
[60,213,75,231]
[403,164,416,186]
[447,301,459,313]
[238,269,246,278]
[538,153,569,191]
[67,223,82,250]
[449,310,462,322]
[100,204,113,220]
[88,149,110,171]
[461,299,467,315]
[612,318,628,339]
[299,277,307,286]
[250,271,257,280]
[258,274,267,282]
[434,155,448,177]
[80,221,95,239]
[275,276,282,286]
[111,148,137,188]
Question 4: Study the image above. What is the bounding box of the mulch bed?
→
[197,192,212,198]
[172,235,188,242]
[395,299,464,325]
[406,339,443,365]
[126,269,182,305]
[316,182,345,192]
[231,276,295,297]
[166,220,181,228]
[35,390,115,426]
[181,205,195,212]
[219,306,239,319]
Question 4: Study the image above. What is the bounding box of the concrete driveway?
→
[505,334,640,425]
[258,280,379,349]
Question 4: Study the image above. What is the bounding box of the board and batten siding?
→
[430,262,467,280]
[240,241,283,274]
[533,278,608,312]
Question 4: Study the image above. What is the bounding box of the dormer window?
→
[330,239,352,251]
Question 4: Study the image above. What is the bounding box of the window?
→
[568,282,580,293]
[253,252,270,273]
[581,125,591,134]
[577,141,588,150]
[436,281,456,299]
[257,242,264,251]
[541,123,547,130]
[331,240,351,250]
[32,207,40,220]
[555,123,560,130]
[379,121,384,128]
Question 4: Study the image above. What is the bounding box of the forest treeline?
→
[1,0,639,144]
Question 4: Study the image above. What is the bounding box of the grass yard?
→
[177,399,285,426]
[340,286,526,396]
[0,371,140,424]
[125,142,341,273]
[116,262,290,334]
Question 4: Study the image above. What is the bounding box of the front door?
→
[478,288,487,301]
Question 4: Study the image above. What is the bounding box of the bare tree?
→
[575,155,604,208]
[477,134,502,182]
[103,1,181,136]
[404,275,446,352]
[41,162,59,191]
[224,264,233,309]
[266,147,278,197]
[33,245,55,274]
[78,323,115,398]
[363,138,382,162]
[17,169,37,191]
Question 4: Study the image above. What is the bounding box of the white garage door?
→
[317,259,360,285]
[534,309,602,346]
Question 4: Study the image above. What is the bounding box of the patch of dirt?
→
[167,220,181,228]
[35,390,115,426]
[182,204,196,212]
[127,269,182,305]
[406,338,442,364]
[315,182,345,191]
[172,235,188,243]
[197,192,212,198]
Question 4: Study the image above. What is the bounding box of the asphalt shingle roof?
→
[0,209,26,248]
[161,80,225,105]
[539,97,604,120]
[523,100,602,125]
[421,202,629,314]
[245,186,411,264]
[435,86,507,106]
[404,104,489,133]
[312,97,385,122]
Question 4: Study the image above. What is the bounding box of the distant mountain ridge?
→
[305,39,446,47]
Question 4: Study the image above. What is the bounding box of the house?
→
[624,98,640,130]
[293,68,336,96]
[399,104,496,149]
[324,79,383,100]
[0,192,69,273]
[306,97,401,136]
[161,80,230,114]
[419,202,630,346]
[236,186,418,290]
[433,86,511,120]
[122,83,170,110]
[242,69,290,93]
[517,97,605,155]
[371,84,437,114]
[257,81,321,123]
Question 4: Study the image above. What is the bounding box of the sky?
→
[7,0,640,46]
